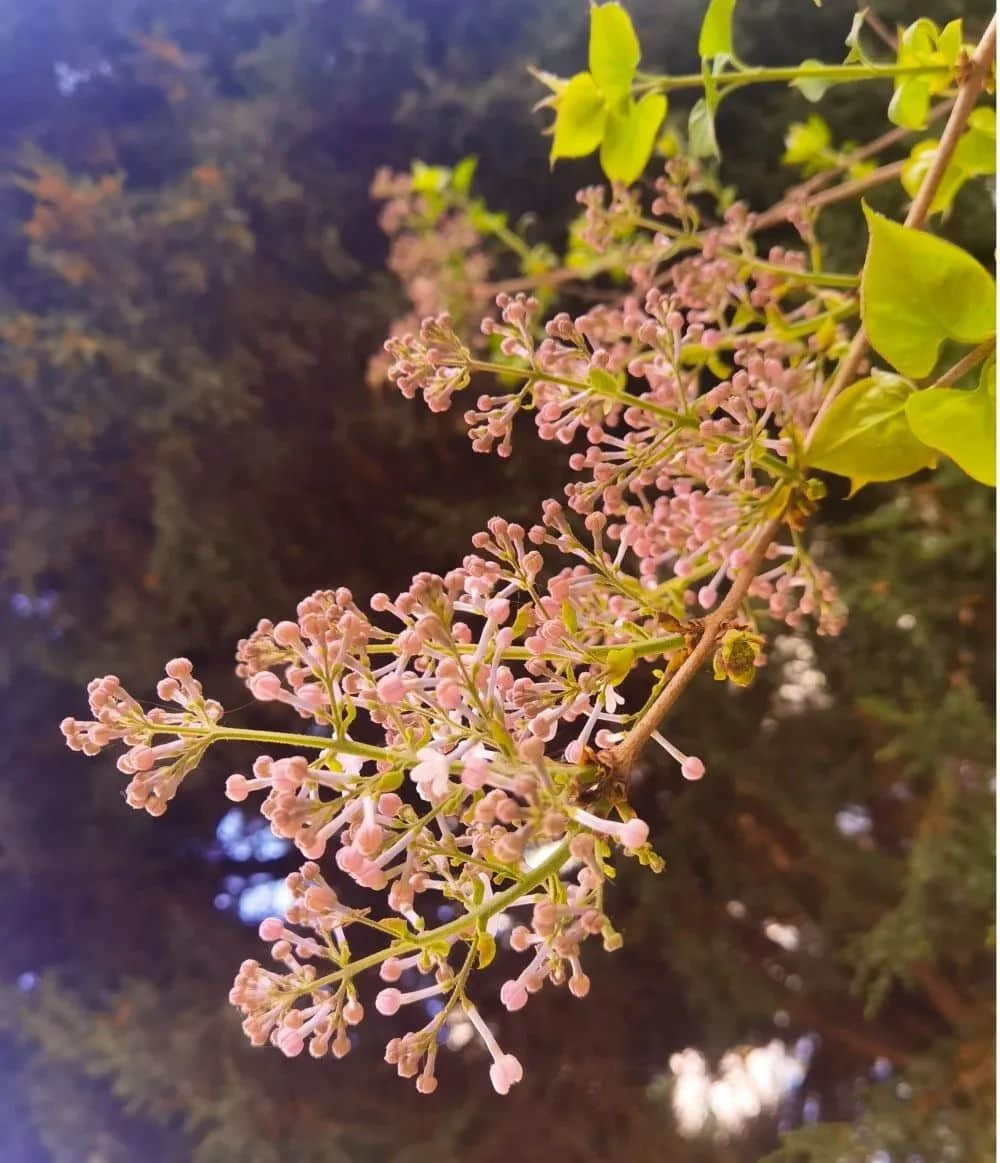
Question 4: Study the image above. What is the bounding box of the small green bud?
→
[713,627,764,687]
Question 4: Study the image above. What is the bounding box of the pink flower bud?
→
[437,680,462,710]
[272,620,300,646]
[500,980,528,1011]
[380,958,404,982]
[681,756,706,781]
[569,972,591,998]
[620,818,649,851]
[225,774,250,802]
[485,597,510,623]
[276,1028,304,1057]
[375,988,402,1016]
[376,673,408,704]
[130,746,155,772]
[156,677,181,702]
[378,792,403,817]
[258,917,284,941]
[249,671,282,701]
[461,756,489,789]
[342,999,364,1025]
[164,658,193,680]
[489,1053,524,1095]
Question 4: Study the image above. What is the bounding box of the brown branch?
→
[784,994,912,1066]
[605,514,783,779]
[911,963,974,1030]
[757,100,953,229]
[481,267,585,296]
[927,337,995,388]
[753,160,905,232]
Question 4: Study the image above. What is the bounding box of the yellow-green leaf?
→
[861,203,996,378]
[589,2,640,105]
[905,358,996,486]
[688,96,719,159]
[476,931,497,968]
[807,371,938,494]
[790,60,836,102]
[606,646,635,684]
[888,77,931,129]
[451,156,477,194]
[698,0,736,60]
[550,72,607,162]
[901,112,995,216]
[599,92,667,183]
[783,114,832,172]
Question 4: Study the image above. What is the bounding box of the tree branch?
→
[928,337,995,388]
[605,514,783,780]
[607,18,996,784]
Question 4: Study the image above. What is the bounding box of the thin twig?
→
[605,514,782,779]
[754,160,905,232]
[767,100,952,213]
[929,337,995,388]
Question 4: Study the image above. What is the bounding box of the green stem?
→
[301,838,572,992]
[164,723,389,760]
[638,61,951,96]
[465,359,694,425]
[736,257,859,288]
[627,225,859,288]
[364,635,684,661]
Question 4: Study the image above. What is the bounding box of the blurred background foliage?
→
[0,0,993,1160]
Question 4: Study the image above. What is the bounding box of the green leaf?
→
[790,60,835,102]
[688,96,719,158]
[529,67,569,97]
[901,111,996,215]
[476,931,497,969]
[861,204,996,378]
[888,77,931,129]
[589,367,620,395]
[783,114,832,172]
[589,2,640,104]
[550,72,607,162]
[905,358,996,486]
[606,647,636,685]
[955,107,997,173]
[937,18,963,68]
[698,0,736,61]
[561,600,578,634]
[889,18,961,127]
[599,92,667,183]
[843,10,872,65]
[410,160,450,194]
[451,156,477,195]
[807,371,938,494]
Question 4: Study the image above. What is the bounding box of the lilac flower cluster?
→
[63,157,850,1097]
[63,503,733,1092]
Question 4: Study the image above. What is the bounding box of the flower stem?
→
[640,61,952,96]
[301,838,572,992]
[164,723,390,761]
